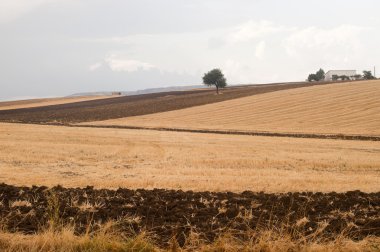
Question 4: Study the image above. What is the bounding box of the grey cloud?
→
[1,0,379,100]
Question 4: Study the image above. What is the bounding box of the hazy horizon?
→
[1,0,379,100]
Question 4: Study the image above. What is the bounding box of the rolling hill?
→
[0,81,334,123]
[86,80,380,136]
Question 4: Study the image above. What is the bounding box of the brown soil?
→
[0,82,341,124]
[1,184,379,247]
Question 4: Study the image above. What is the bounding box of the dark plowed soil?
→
[0,81,340,124]
[0,184,379,247]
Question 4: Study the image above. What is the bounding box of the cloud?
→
[229,20,292,43]
[88,62,102,72]
[104,54,156,72]
[255,41,266,59]
[0,0,64,23]
[222,59,244,82]
[79,21,374,84]
[283,25,369,57]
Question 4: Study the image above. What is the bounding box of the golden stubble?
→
[85,80,380,136]
[0,123,379,192]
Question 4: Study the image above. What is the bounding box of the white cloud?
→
[255,41,266,59]
[283,25,369,57]
[104,54,156,72]
[222,59,245,82]
[229,20,292,43]
[0,0,64,23]
[88,62,102,72]
[222,59,260,83]
[78,21,375,84]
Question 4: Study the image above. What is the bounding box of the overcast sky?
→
[1,0,379,100]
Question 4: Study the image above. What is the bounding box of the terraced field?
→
[87,80,380,136]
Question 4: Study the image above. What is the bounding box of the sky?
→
[0,0,379,100]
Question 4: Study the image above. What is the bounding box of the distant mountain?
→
[69,85,205,97]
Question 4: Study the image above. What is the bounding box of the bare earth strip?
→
[0,96,113,111]
[85,80,380,136]
[1,123,379,193]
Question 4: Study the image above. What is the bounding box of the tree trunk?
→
[216,85,219,94]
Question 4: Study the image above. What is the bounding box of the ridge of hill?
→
[69,85,205,97]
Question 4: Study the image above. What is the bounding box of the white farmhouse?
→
[324,70,357,81]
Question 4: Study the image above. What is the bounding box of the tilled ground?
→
[0,184,379,247]
[0,81,339,124]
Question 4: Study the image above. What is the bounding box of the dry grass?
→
[0,226,379,252]
[0,96,113,111]
[0,123,379,192]
[0,226,155,252]
[86,80,380,136]
[195,233,380,252]
[10,200,32,208]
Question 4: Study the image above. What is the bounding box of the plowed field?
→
[1,184,379,247]
[1,80,379,249]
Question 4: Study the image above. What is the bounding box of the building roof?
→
[326,70,356,73]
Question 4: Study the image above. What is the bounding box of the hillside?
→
[0,95,113,111]
[87,80,380,136]
[0,81,333,123]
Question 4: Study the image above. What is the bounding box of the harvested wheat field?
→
[87,80,380,136]
[1,82,380,250]
[1,123,379,192]
[0,95,113,111]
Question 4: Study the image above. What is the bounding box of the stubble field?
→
[1,81,380,250]
[0,123,379,192]
[86,81,380,136]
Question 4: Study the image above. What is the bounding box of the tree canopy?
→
[363,70,375,80]
[203,69,227,94]
[308,68,325,82]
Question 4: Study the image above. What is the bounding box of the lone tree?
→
[308,74,318,82]
[307,68,325,82]
[203,68,227,94]
[315,68,325,81]
[363,70,375,80]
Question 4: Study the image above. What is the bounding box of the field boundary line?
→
[71,124,380,141]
